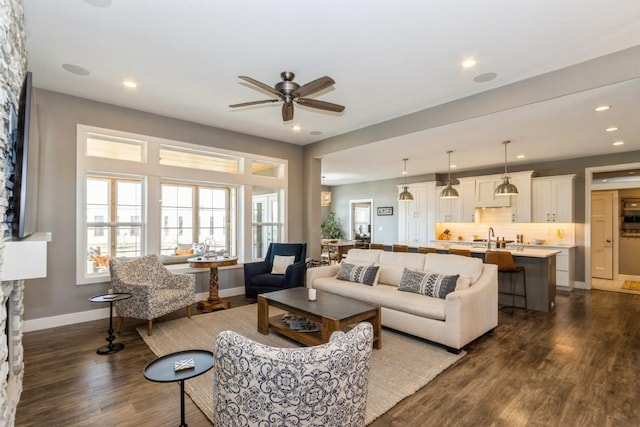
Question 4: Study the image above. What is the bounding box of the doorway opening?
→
[586,163,640,295]
[349,199,373,246]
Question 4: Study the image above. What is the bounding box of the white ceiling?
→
[23,0,640,185]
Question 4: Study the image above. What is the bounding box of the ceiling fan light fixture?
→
[495,140,518,196]
[398,159,414,201]
[440,150,459,199]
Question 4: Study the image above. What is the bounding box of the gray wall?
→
[324,151,640,283]
[24,89,304,320]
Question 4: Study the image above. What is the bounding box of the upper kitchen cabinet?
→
[457,179,478,223]
[531,175,576,223]
[436,184,460,222]
[509,173,533,223]
[474,171,533,213]
[475,174,510,208]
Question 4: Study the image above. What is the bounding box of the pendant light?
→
[398,158,414,201]
[320,176,331,206]
[440,150,459,199]
[494,140,518,196]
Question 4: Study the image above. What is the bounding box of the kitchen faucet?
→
[487,227,495,249]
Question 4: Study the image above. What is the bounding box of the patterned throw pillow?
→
[336,262,380,286]
[398,268,459,299]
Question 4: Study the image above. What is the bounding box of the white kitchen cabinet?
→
[435,185,460,222]
[555,247,575,290]
[532,175,575,223]
[509,173,532,223]
[397,182,433,246]
[459,179,477,223]
[475,174,510,208]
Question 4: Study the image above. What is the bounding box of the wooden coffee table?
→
[258,287,381,349]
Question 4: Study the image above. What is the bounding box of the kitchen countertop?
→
[432,243,560,258]
[431,240,576,249]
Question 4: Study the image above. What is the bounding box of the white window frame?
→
[76,124,288,285]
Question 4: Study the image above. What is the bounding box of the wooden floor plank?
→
[16,290,640,426]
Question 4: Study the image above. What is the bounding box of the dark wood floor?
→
[16,290,640,426]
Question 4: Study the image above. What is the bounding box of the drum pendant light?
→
[398,158,414,201]
[440,150,459,199]
[495,140,518,196]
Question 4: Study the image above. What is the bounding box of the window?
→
[251,186,283,259]
[160,183,235,256]
[86,175,143,277]
[77,125,287,284]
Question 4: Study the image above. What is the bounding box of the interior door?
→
[591,191,614,279]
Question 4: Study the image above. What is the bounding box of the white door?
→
[591,191,614,279]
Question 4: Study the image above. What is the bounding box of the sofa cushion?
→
[336,262,380,286]
[345,249,383,265]
[424,253,483,284]
[378,252,426,286]
[398,268,459,300]
[313,278,446,320]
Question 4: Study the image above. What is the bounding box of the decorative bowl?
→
[531,239,545,245]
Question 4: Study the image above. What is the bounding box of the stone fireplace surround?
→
[0,279,24,425]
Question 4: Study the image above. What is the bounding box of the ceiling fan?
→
[229,71,345,122]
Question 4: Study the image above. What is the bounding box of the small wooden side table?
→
[188,256,238,312]
[143,349,214,427]
[89,293,131,355]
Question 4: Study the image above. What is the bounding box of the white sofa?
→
[306,249,498,352]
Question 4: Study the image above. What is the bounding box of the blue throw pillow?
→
[398,268,459,299]
[336,262,379,286]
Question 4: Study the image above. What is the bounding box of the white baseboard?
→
[24,286,246,332]
[574,281,588,290]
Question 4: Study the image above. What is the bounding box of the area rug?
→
[138,304,465,425]
[622,280,640,290]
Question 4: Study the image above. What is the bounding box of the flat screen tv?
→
[10,71,39,240]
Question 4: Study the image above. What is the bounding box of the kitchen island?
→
[433,243,559,312]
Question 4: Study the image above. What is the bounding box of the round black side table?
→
[143,349,214,427]
[89,293,131,355]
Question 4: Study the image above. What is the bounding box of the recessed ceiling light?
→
[462,59,476,69]
[605,126,618,132]
[292,125,301,132]
[516,154,525,159]
[309,130,323,136]
[602,179,608,182]
[595,105,611,112]
[613,141,624,146]
[82,0,112,7]
[62,63,90,76]
[473,72,497,83]
[450,164,457,168]
[123,80,137,88]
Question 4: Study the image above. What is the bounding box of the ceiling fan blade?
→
[282,102,294,121]
[296,98,345,113]
[238,76,283,98]
[229,99,278,108]
[292,76,335,98]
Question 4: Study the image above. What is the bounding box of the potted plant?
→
[321,211,344,240]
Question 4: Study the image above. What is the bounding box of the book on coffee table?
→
[281,314,319,333]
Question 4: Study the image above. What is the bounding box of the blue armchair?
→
[244,243,307,298]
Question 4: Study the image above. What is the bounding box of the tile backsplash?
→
[436,208,575,245]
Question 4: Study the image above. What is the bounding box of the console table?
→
[188,256,237,312]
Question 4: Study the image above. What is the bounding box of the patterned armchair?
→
[244,243,307,298]
[213,322,373,427]
[109,254,195,336]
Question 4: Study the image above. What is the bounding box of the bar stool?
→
[485,251,527,312]
[369,243,385,250]
[392,244,409,252]
[418,247,437,254]
[448,248,471,257]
